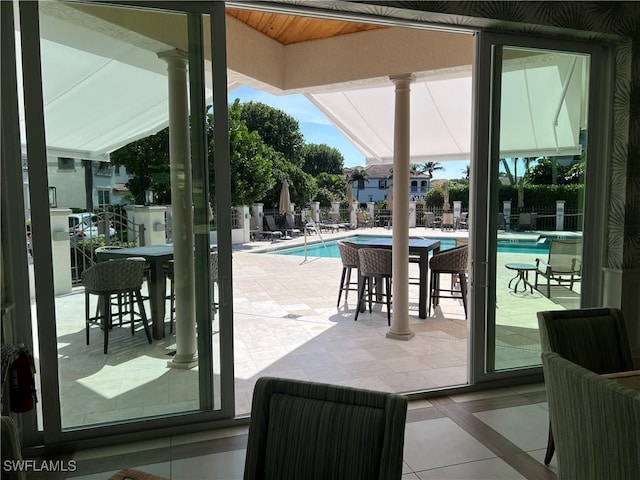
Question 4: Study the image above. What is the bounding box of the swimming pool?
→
[268,235,551,258]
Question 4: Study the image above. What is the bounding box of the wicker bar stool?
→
[82,258,152,354]
[167,252,219,333]
[336,240,360,307]
[354,247,393,326]
[428,245,468,318]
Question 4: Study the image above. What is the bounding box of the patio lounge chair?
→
[458,212,469,230]
[260,215,282,241]
[424,212,441,229]
[441,212,455,230]
[534,239,582,298]
[284,213,301,237]
[517,212,536,231]
[357,211,372,228]
[244,376,407,480]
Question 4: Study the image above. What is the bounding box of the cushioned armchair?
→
[542,352,640,480]
[537,307,634,465]
[244,377,408,480]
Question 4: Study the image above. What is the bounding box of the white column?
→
[331,201,340,222]
[387,74,415,341]
[252,203,264,230]
[50,208,72,295]
[311,201,320,223]
[134,206,167,246]
[556,200,565,231]
[453,201,462,220]
[350,202,358,228]
[159,50,197,369]
[503,200,512,231]
[124,205,139,246]
[409,201,416,228]
[239,205,251,242]
[367,202,375,224]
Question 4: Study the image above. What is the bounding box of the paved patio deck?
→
[43,226,580,427]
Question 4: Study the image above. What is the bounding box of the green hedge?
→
[424,184,583,210]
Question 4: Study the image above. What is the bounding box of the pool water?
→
[268,236,550,258]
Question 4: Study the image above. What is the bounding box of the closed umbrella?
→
[387,186,393,211]
[443,181,450,212]
[279,180,292,215]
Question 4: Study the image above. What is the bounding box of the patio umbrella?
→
[443,181,450,212]
[387,186,393,211]
[279,180,292,215]
[347,182,354,212]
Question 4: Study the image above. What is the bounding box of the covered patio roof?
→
[17,3,585,163]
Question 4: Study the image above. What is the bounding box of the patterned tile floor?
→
[42,227,579,427]
[39,383,559,480]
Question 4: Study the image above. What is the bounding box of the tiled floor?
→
[44,383,558,480]
[43,227,579,426]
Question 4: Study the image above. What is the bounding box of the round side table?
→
[505,263,537,294]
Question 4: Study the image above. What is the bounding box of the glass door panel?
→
[488,46,589,372]
[30,1,221,430]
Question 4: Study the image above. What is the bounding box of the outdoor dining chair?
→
[534,239,582,298]
[82,258,152,354]
[354,248,393,326]
[537,307,634,466]
[244,376,407,480]
[428,245,468,318]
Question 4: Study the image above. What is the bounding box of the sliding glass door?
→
[471,33,611,381]
[10,0,233,446]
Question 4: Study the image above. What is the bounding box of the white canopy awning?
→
[17,10,175,161]
[307,52,586,163]
[18,7,585,165]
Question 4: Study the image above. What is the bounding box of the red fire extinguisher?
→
[9,348,37,413]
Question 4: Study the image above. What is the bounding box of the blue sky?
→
[228,85,469,179]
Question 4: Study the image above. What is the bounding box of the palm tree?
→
[349,168,368,202]
[418,161,444,178]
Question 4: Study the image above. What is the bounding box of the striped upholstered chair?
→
[244,377,407,480]
[537,308,634,466]
[542,352,640,480]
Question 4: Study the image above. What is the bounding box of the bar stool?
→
[354,248,393,326]
[336,241,360,306]
[82,258,152,354]
[428,245,468,318]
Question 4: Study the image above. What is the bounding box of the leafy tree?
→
[110,128,172,204]
[237,101,305,167]
[315,172,347,201]
[349,168,368,202]
[212,102,276,205]
[418,161,443,178]
[525,157,581,185]
[112,103,278,206]
[301,143,344,176]
[261,157,316,208]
